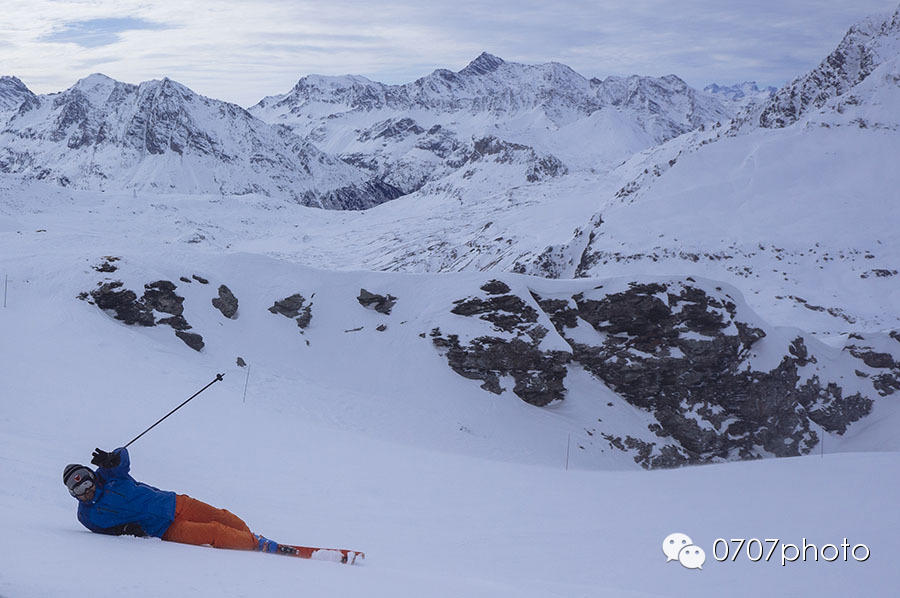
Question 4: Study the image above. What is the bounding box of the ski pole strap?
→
[124,373,225,448]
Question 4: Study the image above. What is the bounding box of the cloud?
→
[2,0,897,106]
[41,17,169,48]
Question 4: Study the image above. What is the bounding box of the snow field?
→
[1,223,898,597]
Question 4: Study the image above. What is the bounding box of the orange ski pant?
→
[161,495,257,551]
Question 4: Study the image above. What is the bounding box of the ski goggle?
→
[66,471,96,498]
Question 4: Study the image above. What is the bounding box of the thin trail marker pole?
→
[124,373,224,448]
[242,364,251,403]
[565,433,571,471]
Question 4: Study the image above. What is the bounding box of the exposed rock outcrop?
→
[269,293,313,330]
[89,281,155,326]
[358,289,397,315]
[844,333,900,397]
[87,278,204,351]
[431,278,876,468]
[175,331,204,352]
[212,285,239,319]
[432,284,570,406]
[534,282,872,466]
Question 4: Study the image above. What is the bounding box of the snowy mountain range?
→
[703,81,776,109]
[0,52,735,204]
[249,52,733,193]
[0,74,401,208]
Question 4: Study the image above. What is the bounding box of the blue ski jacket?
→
[76,447,177,538]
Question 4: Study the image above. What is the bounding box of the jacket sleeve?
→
[97,523,148,537]
[97,447,131,479]
[77,509,146,537]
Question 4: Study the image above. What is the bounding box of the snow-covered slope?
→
[0,180,897,597]
[0,74,400,209]
[566,122,900,333]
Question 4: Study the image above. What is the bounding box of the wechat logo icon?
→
[663,532,706,570]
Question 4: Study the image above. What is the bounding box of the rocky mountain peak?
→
[753,4,900,129]
[73,72,116,88]
[460,52,505,76]
[0,75,29,93]
[0,75,35,114]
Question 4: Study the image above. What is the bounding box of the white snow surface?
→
[0,185,898,597]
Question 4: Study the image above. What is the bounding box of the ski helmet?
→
[63,464,96,498]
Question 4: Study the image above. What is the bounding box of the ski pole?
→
[124,373,225,448]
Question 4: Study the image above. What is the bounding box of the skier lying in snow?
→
[63,447,282,553]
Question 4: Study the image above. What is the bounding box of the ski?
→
[275,544,365,564]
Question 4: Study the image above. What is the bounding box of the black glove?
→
[91,448,121,468]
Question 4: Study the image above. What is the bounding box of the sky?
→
[1,0,898,107]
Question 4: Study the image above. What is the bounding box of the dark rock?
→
[431,280,572,406]
[236,357,246,367]
[192,274,209,284]
[88,279,202,345]
[432,331,570,405]
[269,293,312,331]
[175,331,204,351]
[857,351,895,369]
[93,260,117,273]
[533,294,579,329]
[142,281,184,316]
[860,269,897,279]
[295,307,312,329]
[318,179,404,211]
[538,282,873,467]
[873,373,900,396]
[433,285,570,406]
[788,337,816,366]
[358,289,397,315]
[269,293,306,318]
[451,294,538,332]
[90,282,155,326]
[158,315,191,330]
[179,276,192,283]
[212,285,239,319]
[623,436,690,469]
[468,136,567,181]
[795,377,872,433]
[376,324,387,332]
[480,279,510,295]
